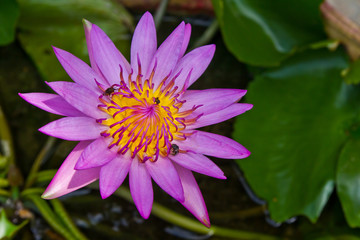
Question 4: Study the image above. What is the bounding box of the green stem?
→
[0,188,10,197]
[21,187,45,197]
[51,199,88,240]
[26,194,77,240]
[90,185,280,240]
[211,205,266,219]
[191,20,219,49]
[24,137,56,189]
[0,104,15,167]
[0,178,9,188]
[154,0,169,29]
[34,169,56,184]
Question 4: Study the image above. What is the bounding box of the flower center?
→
[96,66,200,162]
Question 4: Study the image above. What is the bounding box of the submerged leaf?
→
[0,0,19,46]
[0,209,27,239]
[17,0,133,82]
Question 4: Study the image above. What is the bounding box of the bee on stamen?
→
[154,97,160,105]
[103,85,120,96]
[170,144,179,156]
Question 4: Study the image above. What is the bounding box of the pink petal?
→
[39,117,105,141]
[83,19,102,77]
[47,81,107,119]
[188,103,253,129]
[90,24,130,85]
[181,88,247,115]
[75,137,117,170]
[145,156,185,202]
[171,45,215,89]
[99,153,132,199]
[179,23,191,57]
[173,163,210,227]
[19,93,85,117]
[169,152,225,179]
[131,12,157,76]
[129,159,153,219]
[42,141,100,199]
[53,47,106,93]
[146,22,185,89]
[177,130,250,159]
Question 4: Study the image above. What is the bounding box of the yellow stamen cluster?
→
[96,67,199,162]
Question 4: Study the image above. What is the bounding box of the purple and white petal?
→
[83,19,102,77]
[173,163,210,227]
[47,81,107,119]
[19,93,85,117]
[145,156,184,202]
[146,22,185,89]
[53,47,106,92]
[131,11,157,77]
[169,152,225,179]
[42,141,100,199]
[179,23,191,57]
[188,103,253,129]
[75,137,117,170]
[176,130,250,159]
[99,153,132,199]
[181,88,247,115]
[129,159,153,219]
[171,44,215,89]
[90,24,131,85]
[39,117,105,141]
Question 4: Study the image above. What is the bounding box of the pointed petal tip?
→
[209,44,216,51]
[100,190,111,199]
[202,217,211,228]
[41,192,52,199]
[179,21,186,30]
[245,103,253,111]
[41,187,59,199]
[142,11,153,19]
[82,18,92,25]
[138,207,152,219]
[237,149,251,159]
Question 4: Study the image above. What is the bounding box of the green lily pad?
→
[212,0,326,66]
[0,0,19,46]
[233,49,360,222]
[343,59,360,85]
[17,0,133,82]
[337,137,360,227]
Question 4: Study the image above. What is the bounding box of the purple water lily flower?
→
[19,12,252,227]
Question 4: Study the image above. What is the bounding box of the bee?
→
[170,144,179,156]
[154,97,160,105]
[103,85,120,96]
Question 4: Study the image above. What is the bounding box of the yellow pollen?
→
[96,68,198,162]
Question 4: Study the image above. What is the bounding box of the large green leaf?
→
[17,0,133,82]
[233,49,360,222]
[337,138,360,227]
[0,0,19,46]
[343,59,360,85]
[212,0,326,66]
